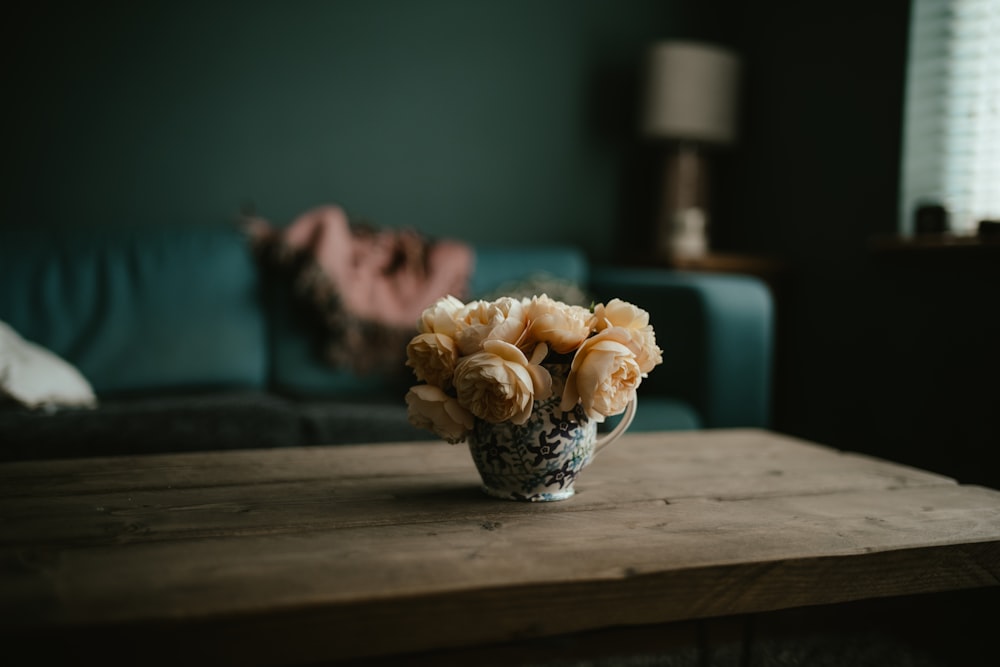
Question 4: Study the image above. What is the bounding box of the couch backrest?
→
[0,226,591,399]
[0,224,268,395]
[466,245,589,298]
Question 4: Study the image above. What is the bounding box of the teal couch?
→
[0,223,773,461]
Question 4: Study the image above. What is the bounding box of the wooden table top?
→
[2,428,998,665]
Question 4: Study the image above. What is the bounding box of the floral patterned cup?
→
[466,391,636,502]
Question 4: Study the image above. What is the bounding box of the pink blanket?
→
[248,205,473,374]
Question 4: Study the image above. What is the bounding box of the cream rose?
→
[592,299,662,374]
[454,297,527,355]
[522,294,594,354]
[560,327,643,421]
[454,339,552,425]
[417,295,465,336]
[593,298,649,331]
[406,332,459,389]
[405,384,474,443]
[624,326,663,375]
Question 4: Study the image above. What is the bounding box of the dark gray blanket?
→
[0,391,426,461]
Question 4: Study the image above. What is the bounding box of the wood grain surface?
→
[1,428,998,665]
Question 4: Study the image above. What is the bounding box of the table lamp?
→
[640,41,741,260]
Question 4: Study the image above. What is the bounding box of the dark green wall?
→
[2,0,731,261]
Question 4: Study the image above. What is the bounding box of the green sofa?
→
[0,223,773,461]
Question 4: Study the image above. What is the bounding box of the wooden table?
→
[2,428,998,666]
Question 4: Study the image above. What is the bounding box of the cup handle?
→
[593,395,637,456]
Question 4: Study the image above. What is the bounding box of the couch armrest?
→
[590,267,774,429]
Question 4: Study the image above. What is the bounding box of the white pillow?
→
[0,320,97,409]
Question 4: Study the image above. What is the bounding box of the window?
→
[900,0,1000,235]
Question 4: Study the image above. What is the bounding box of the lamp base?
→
[655,142,710,261]
[665,207,708,259]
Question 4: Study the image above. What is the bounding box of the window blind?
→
[900,0,1000,234]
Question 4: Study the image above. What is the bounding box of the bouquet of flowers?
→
[404,294,663,443]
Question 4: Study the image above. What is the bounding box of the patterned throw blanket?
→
[247,205,473,375]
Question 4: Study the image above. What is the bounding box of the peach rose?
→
[405,384,474,443]
[454,297,527,355]
[521,294,594,354]
[454,339,552,424]
[417,295,465,337]
[560,327,643,421]
[593,298,649,330]
[592,299,662,374]
[406,332,459,389]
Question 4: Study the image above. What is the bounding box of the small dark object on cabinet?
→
[915,204,948,234]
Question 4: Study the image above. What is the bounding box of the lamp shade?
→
[641,41,741,145]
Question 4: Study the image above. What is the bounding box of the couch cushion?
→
[0,224,268,395]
